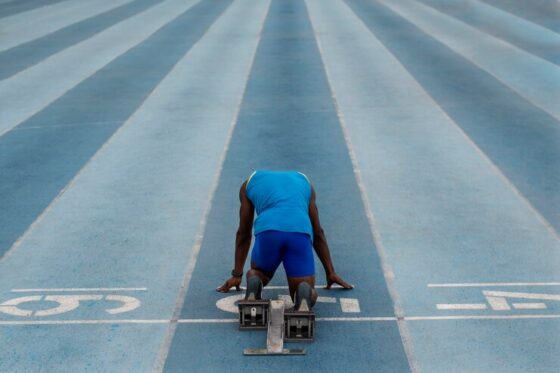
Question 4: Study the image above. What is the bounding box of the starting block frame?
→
[243,300,307,356]
[238,299,269,330]
[284,310,315,342]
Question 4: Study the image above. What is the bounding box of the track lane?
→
[309,0,560,370]
[163,0,411,371]
[0,1,266,371]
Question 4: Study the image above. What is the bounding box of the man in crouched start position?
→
[217,170,352,310]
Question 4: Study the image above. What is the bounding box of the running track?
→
[0,0,559,371]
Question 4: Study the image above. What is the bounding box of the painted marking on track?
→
[512,303,547,310]
[340,298,361,313]
[105,295,142,314]
[483,290,560,302]
[428,282,560,288]
[0,296,41,316]
[215,293,361,314]
[278,294,294,308]
[436,304,487,310]
[11,287,147,292]
[237,285,351,290]
[486,296,511,311]
[434,287,560,312]
[0,293,141,317]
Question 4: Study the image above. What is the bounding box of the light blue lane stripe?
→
[379,0,560,122]
[418,0,560,65]
[0,0,164,80]
[0,0,134,52]
[0,0,200,137]
[0,0,265,371]
[0,0,66,19]
[479,0,560,34]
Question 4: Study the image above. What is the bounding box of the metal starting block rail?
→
[243,300,310,356]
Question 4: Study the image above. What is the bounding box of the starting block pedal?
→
[243,300,306,356]
[238,299,269,330]
[284,310,315,342]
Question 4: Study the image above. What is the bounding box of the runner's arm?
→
[308,186,353,289]
[217,181,254,292]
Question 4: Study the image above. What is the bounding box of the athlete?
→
[217,170,352,309]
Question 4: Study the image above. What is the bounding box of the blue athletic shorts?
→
[251,230,315,278]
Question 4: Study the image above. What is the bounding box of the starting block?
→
[238,299,269,330]
[244,300,306,356]
[284,309,315,342]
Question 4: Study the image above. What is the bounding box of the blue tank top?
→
[245,170,313,239]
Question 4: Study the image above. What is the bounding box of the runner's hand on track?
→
[216,277,242,292]
[325,273,353,289]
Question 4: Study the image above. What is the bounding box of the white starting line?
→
[2,314,560,326]
[2,283,558,321]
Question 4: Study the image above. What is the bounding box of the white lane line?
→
[0,0,201,138]
[512,303,547,310]
[405,314,560,321]
[151,2,271,372]
[340,298,361,313]
[437,304,487,310]
[0,0,134,52]
[318,317,396,321]
[379,0,560,122]
[317,296,337,303]
[0,319,170,325]
[177,319,237,324]
[3,314,560,325]
[305,1,419,372]
[11,287,148,292]
[428,282,560,287]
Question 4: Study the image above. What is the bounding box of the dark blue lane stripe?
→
[0,0,164,80]
[0,0,65,19]
[417,0,560,65]
[0,0,233,257]
[164,0,410,371]
[345,0,560,232]
[479,0,560,34]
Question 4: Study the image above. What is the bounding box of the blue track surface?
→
[1,0,559,372]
